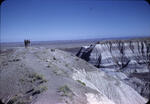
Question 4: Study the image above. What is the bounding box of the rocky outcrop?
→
[76,44,96,61]
[76,38,150,99]
[77,39,150,69]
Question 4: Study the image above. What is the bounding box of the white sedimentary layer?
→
[72,68,147,104]
[82,41,150,68]
[86,93,115,104]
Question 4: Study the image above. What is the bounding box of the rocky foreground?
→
[0,46,148,104]
[76,38,150,100]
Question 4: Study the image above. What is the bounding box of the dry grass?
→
[57,85,73,97]
[76,80,86,86]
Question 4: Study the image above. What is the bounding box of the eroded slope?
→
[0,47,147,104]
[76,39,150,99]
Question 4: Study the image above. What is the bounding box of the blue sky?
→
[1,0,150,42]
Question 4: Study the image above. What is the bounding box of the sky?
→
[0,0,150,42]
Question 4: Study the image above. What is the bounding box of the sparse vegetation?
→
[5,94,30,104]
[29,73,44,80]
[76,80,86,86]
[4,85,47,104]
[28,73,47,83]
[53,69,65,76]
[53,56,56,60]
[39,86,48,92]
[38,79,47,84]
[26,86,48,96]
[7,96,18,104]
[19,78,25,82]
[25,89,34,94]
[58,85,73,97]
[31,89,41,96]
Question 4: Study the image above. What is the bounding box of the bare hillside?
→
[0,47,148,104]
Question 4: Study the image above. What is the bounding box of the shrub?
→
[28,73,47,83]
[32,86,48,96]
[58,85,73,97]
[53,56,56,60]
[76,80,86,86]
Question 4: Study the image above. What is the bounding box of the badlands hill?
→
[76,38,150,99]
[0,46,148,104]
